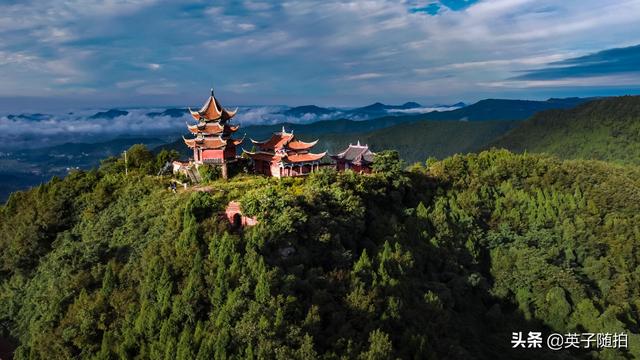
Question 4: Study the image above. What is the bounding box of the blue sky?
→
[1,0,640,110]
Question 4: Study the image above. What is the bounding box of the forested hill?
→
[1,148,639,359]
[416,97,592,121]
[317,120,518,164]
[491,96,640,165]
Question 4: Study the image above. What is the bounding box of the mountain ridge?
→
[490,95,640,164]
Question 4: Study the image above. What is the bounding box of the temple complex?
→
[183,89,244,179]
[244,127,326,177]
[331,141,375,173]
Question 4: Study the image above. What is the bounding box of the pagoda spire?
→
[181,89,243,178]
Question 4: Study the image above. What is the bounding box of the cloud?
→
[0,0,639,107]
[386,105,463,113]
[345,73,384,81]
[482,74,640,89]
[511,44,640,81]
[0,105,351,149]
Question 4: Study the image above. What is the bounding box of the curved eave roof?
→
[333,144,375,162]
[183,136,227,149]
[232,135,245,146]
[287,139,319,151]
[187,123,240,135]
[244,150,277,162]
[188,93,238,121]
[251,132,294,150]
[283,151,327,163]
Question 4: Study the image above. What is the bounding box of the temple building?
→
[182,89,244,179]
[331,141,375,173]
[244,127,326,178]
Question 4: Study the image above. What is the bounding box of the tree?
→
[372,150,404,175]
[126,144,154,173]
[360,329,393,360]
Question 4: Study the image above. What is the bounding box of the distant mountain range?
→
[414,97,593,121]
[2,97,592,126]
[89,109,130,119]
[2,95,627,202]
[142,97,590,121]
[146,108,189,118]
[6,113,52,121]
[280,101,461,119]
[281,105,338,117]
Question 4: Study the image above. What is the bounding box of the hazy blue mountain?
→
[351,101,422,112]
[346,101,423,117]
[6,113,52,121]
[146,108,189,118]
[421,97,594,121]
[282,105,336,117]
[278,102,434,119]
[89,109,129,119]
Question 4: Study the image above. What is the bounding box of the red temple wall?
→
[202,149,224,160]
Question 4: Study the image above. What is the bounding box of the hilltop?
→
[491,96,640,164]
[1,148,639,358]
[421,97,593,121]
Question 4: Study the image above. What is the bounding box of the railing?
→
[203,158,225,164]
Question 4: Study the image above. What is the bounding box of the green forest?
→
[491,96,640,165]
[1,145,639,359]
[318,120,517,165]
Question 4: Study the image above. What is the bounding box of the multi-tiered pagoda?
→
[183,89,244,179]
[244,127,326,177]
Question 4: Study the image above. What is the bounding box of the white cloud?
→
[1,0,640,104]
[481,73,640,88]
[345,73,384,81]
[237,23,256,31]
[116,79,147,89]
